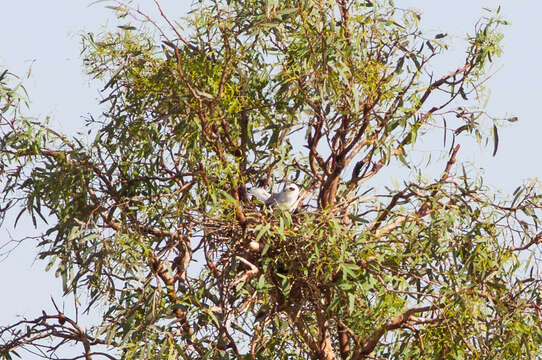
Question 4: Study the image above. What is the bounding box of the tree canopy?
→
[1,1,542,359]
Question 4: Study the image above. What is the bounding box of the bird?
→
[249,183,300,212]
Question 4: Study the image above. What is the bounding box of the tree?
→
[1,0,541,359]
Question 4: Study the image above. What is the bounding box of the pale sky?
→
[1,1,539,358]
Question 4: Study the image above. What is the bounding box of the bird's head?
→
[284,183,299,197]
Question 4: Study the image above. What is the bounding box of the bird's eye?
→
[288,186,295,191]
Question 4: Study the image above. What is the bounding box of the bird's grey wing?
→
[264,193,279,206]
[266,192,290,207]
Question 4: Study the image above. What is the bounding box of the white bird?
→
[249,183,300,212]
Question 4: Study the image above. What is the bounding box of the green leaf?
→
[254,223,271,243]
[492,124,499,156]
[117,25,137,31]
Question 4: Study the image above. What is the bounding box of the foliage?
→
[1,1,542,359]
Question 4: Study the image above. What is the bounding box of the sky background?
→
[1,0,540,358]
